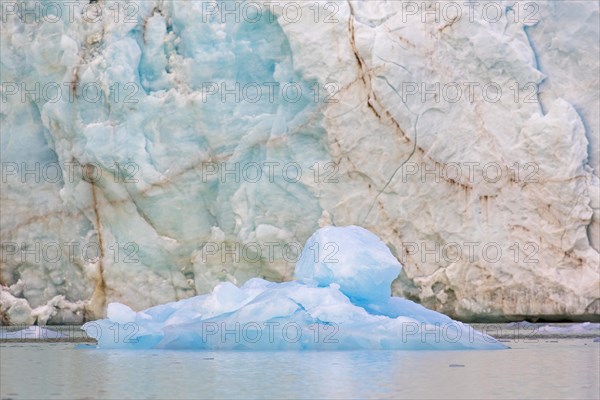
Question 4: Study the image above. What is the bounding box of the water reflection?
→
[1,340,598,399]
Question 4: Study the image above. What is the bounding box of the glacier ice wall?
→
[1,0,598,324]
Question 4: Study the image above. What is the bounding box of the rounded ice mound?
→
[295,225,401,304]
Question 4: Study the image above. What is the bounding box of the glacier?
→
[83,225,507,350]
[1,1,599,324]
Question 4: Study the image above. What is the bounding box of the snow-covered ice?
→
[83,226,507,350]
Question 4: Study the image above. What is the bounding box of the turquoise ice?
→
[83,226,507,350]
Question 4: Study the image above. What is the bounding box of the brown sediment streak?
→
[438,16,459,33]
[345,1,480,202]
[1,155,214,238]
[88,182,107,318]
[70,67,79,99]
[348,2,409,141]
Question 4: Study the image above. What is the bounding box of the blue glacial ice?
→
[83,226,507,350]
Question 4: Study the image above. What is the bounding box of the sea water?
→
[1,339,598,399]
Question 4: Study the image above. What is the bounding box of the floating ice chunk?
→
[534,322,600,336]
[83,226,507,350]
[295,225,401,304]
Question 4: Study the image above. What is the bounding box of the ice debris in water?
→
[83,226,507,350]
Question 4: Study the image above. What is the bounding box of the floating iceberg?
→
[83,226,507,350]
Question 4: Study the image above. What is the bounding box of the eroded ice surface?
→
[83,226,506,350]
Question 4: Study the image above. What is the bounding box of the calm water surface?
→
[1,339,598,399]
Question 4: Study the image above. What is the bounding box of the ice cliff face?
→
[1,1,598,324]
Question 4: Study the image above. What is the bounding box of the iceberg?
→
[83,226,506,350]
